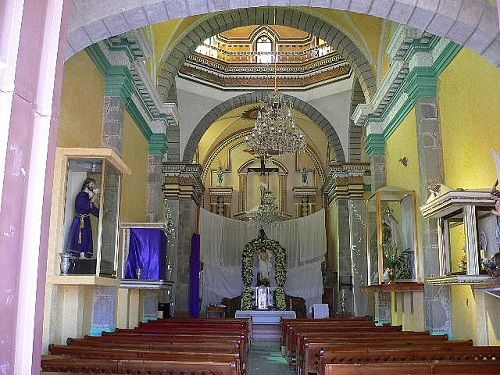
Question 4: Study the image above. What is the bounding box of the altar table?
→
[235,310,296,325]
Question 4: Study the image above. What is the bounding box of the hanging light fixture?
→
[245,8,306,157]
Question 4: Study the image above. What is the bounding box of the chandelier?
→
[245,14,306,156]
[246,91,306,156]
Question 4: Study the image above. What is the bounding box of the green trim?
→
[433,42,462,76]
[149,133,168,155]
[126,100,153,140]
[365,134,385,156]
[86,43,169,147]
[367,40,462,142]
[85,44,110,75]
[382,97,415,141]
[105,66,135,101]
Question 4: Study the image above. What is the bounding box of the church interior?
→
[1,1,500,373]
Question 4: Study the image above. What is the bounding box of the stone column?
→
[163,163,204,315]
[324,163,369,317]
[365,134,386,192]
[415,96,451,334]
[279,173,287,213]
[336,198,353,316]
[148,124,167,222]
[102,67,134,156]
[239,173,247,212]
[347,180,368,317]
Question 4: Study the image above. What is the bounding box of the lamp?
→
[245,10,306,156]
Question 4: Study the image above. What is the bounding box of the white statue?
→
[257,247,272,286]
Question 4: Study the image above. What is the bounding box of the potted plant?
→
[382,243,409,284]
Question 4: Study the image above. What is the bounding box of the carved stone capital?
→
[162,162,204,204]
[323,162,369,201]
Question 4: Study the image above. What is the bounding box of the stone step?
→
[252,324,281,341]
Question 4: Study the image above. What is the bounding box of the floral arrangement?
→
[382,243,409,283]
[241,237,287,310]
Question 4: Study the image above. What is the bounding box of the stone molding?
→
[87,39,172,156]
[353,29,461,156]
[163,162,205,204]
[66,0,500,68]
[323,162,370,201]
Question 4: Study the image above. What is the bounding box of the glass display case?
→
[58,148,130,277]
[420,188,497,283]
[366,187,419,285]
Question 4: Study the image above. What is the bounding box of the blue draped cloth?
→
[124,228,166,280]
[189,233,201,317]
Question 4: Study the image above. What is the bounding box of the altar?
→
[235,310,296,325]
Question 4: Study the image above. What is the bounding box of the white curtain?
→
[199,209,326,312]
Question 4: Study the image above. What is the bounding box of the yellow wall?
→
[385,109,427,329]
[438,47,500,343]
[385,109,424,271]
[120,112,148,222]
[58,51,103,147]
[439,48,500,189]
[451,285,478,340]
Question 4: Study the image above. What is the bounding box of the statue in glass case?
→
[66,178,100,259]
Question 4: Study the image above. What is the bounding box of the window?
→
[256,35,273,64]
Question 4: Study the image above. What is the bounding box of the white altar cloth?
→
[235,310,296,325]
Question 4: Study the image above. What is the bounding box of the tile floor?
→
[247,340,295,375]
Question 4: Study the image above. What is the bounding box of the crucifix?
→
[247,155,279,202]
[247,155,279,175]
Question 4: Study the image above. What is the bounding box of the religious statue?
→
[216,167,224,185]
[382,206,402,248]
[66,178,100,259]
[257,247,272,286]
[301,167,309,186]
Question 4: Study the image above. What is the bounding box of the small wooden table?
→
[206,305,226,318]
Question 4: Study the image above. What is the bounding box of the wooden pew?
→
[120,359,237,375]
[41,357,238,375]
[283,320,377,351]
[41,357,120,373]
[280,318,369,345]
[318,347,500,375]
[48,345,244,375]
[299,340,474,375]
[321,360,500,374]
[296,335,456,374]
[287,325,404,357]
[66,337,241,354]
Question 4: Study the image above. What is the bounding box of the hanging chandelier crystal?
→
[246,91,306,156]
[245,13,306,156]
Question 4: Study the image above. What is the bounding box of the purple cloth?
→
[189,233,201,317]
[124,228,166,280]
[66,191,99,257]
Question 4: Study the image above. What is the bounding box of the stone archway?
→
[67,0,500,68]
[156,8,377,102]
[182,91,346,163]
